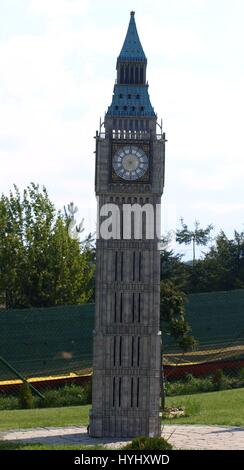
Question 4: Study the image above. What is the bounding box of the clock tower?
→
[90,11,166,437]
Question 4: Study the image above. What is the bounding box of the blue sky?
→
[0,0,244,259]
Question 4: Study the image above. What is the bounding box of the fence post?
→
[0,355,45,400]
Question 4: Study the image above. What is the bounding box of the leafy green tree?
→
[0,184,95,308]
[197,230,244,292]
[160,280,197,351]
[176,218,213,267]
[160,248,190,291]
[0,187,27,307]
[47,215,95,306]
[181,229,244,293]
[159,232,190,293]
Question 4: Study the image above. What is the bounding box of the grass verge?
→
[0,405,89,430]
[164,387,244,426]
[0,441,103,450]
[0,388,243,433]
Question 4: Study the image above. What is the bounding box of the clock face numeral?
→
[113,145,148,181]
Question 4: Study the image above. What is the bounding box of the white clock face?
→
[113,145,148,181]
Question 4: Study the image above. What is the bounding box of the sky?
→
[0,0,244,259]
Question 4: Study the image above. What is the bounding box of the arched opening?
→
[140,66,144,84]
[125,65,129,83]
[135,66,139,83]
[121,65,125,83]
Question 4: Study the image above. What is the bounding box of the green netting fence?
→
[0,304,94,381]
[0,289,244,397]
[162,289,244,376]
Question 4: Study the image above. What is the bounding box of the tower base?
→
[89,411,161,438]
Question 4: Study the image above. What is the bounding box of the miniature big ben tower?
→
[90,12,166,437]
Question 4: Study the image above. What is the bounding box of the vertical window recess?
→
[113,336,116,366]
[139,252,142,281]
[131,336,134,366]
[120,293,123,322]
[137,337,140,367]
[114,293,117,323]
[119,336,122,366]
[138,293,141,323]
[137,378,140,407]
[121,208,123,240]
[115,252,118,281]
[112,377,115,407]
[132,293,135,323]
[118,378,122,407]
[121,252,123,281]
[131,378,134,407]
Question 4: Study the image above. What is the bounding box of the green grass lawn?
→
[0,442,103,450]
[164,387,244,426]
[0,388,243,435]
[0,405,89,431]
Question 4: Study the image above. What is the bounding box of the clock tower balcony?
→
[97,130,166,142]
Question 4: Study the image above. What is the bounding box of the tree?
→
[199,230,244,291]
[160,248,190,291]
[179,229,244,293]
[0,184,95,308]
[159,232,190,292]
[176,218,213,267]
[160,280,197,351]
[0,187,27,307]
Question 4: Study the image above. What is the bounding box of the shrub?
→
[19,381,34,409]
[0,382,92,411]
[0,395,19,410]
[122,436,173,450]
[37,384,90,408]
[164,370,242,396]
[239,368,244,380]
[211,370,229,391]
[166,374,214,396]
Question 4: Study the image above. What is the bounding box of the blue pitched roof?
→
[106,84,156,117]
[118,11,146,62]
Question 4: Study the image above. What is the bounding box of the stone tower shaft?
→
[90,11,166,438]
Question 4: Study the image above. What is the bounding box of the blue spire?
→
[118,11,146,62]
[106,12,155,119]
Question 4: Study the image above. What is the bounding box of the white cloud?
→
[29,0,90,18]
[190,202,244,215]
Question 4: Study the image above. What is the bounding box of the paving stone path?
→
[0,425,244,450]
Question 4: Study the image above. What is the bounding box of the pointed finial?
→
[118,10,146,62]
